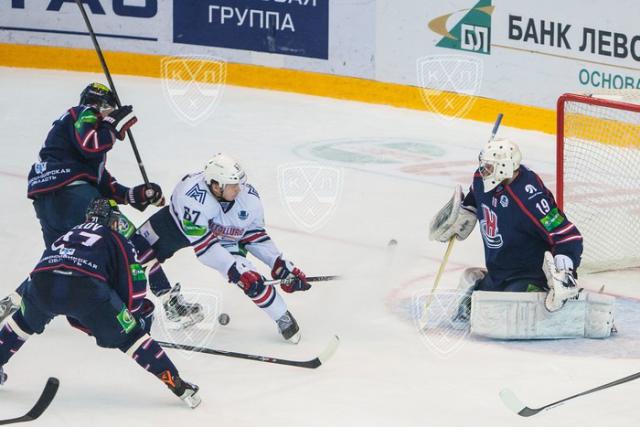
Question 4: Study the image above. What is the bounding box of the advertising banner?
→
[173,0,329,60]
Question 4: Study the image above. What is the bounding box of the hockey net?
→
[557,91,640,272]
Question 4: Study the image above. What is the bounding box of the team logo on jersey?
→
[238,210,249,220]
[500,194,509,208]
[161,55,226,126]
[525,184,542,199]
[480,204,503,248]
[34,162,47,174]
[59,247,75,256]
[246,184,260,198]
[277,162,343,232]
[186,184,207,204]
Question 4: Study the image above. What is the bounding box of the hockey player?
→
[28,82,165,244]
[429,138,583,314]
[130,153,311,343]
[0,199,200,408]
[0,83,195,325]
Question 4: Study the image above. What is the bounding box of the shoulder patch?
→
[540,207,565,231]
[74,108,98,131]
[246,184,260,198]
[186,184,207,204]
[130,263,146,281]
[181,219,208,237]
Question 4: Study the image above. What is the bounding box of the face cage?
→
[97,100,115,115]
[478,159,496,179]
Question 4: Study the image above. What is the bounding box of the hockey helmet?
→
[203,153,246,190]
[478,138,522,192]
[85,198,121,230]
[80,83,116,112]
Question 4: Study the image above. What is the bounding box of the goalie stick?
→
[0,378,59,425]
[74,0,150,186]
[159,335,339,369]
[499,371,640,417]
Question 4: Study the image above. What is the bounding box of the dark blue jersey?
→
[462,165,583,287]
[32,223,147,314]
[27,106,128,202]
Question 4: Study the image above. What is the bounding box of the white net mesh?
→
[560,91,640,272]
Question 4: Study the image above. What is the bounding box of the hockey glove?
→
[128,183,165,212]
[102,105,137,140]
[543,252,580,312]
[272,257,310,293]
[228,262,265,296]
[137,298,155,334]
[429,185,477,242]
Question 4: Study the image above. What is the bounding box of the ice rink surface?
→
[0,67,639,426]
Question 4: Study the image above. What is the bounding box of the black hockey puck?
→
[218,313,230,326]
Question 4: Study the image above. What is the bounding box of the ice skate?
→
[276,310,301,344]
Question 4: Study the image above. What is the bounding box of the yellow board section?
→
[564,112,640,148]
[0,43,555,134]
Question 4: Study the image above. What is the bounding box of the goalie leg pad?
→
[470,291,615,339]
[458,268,487,293]
[453,268,486,321]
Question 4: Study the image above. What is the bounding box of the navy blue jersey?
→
[462,165,583,287]
[32,222,147,314]
[27,106,128,201]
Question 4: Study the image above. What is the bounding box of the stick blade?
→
[317,335,340,365]
[26,377,59,420]
[499,388,536,417]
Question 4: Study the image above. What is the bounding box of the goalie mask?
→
[478,138,522,192]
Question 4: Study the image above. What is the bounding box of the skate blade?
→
[286,330,302,345]
[182,392,202,409]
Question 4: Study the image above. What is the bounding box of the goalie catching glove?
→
[429,185,477,242]
[543,252,580,312]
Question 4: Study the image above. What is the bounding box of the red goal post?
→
[556,92,640,272]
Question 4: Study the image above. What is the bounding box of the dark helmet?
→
[80,83,116,111]
[85,198,121,229]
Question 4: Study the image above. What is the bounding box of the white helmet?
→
[203,153,246,189]
[478,138,521,192]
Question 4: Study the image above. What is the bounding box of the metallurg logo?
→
[428,0,494,54]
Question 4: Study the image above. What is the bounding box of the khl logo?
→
[428,0,494,54]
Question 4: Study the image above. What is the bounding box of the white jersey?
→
[169,172,282,277]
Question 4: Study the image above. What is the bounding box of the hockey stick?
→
[500,371,640,417]
[419,113,504,329]
[418,237,455,329]
[265,275,341,287]
[74,0,150,186]
[158,335,339,369]
[0,377,59,425]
